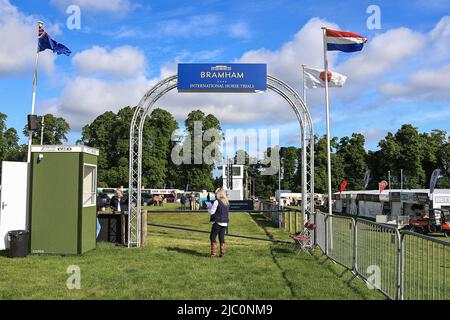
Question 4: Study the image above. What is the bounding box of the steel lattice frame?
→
[127,75,314,248]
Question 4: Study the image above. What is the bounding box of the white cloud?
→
[42,16,450,138]
[429,16,450,62]
[0,0,55,76]
[358,129,388,144]
[379,64,450,100]
[42,75,158,130]
[238,18,339,87]
[377,16,450,101]
[50,0,133,14]
[73,46,146,77]
[338,28,426,83]
[229,22,252,39]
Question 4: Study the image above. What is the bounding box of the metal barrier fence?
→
[354,219,401,300]
[401,231,449,300]
[310,211,449,300]
[314,211,327,253]
[325,215,355,271]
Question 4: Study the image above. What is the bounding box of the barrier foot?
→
[318,255,329,264]
[339,269,348,278]
[346,272,358,285]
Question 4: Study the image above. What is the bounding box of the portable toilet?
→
[29,145,99,255]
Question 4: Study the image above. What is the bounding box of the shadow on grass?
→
[148,230,169,235]
[249,213,298,299]
[311,252,387,300]
[165,246,210,258]
[250,213,384,300]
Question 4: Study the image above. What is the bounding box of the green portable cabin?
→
[30,145,99,255]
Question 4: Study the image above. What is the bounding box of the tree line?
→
[0,112,70,165]
[1,109,449,198]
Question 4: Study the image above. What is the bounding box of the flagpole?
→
[301,64,307,230]
[322,27,332,216]
[301,64,307,105]
[27,21,43,163]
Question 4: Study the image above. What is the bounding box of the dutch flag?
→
[325,29,368,53]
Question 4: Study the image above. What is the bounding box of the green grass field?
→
[0,212,385,300]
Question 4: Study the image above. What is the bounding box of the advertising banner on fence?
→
[178,63,267,93]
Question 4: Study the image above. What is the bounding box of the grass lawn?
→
[0,212,385,300]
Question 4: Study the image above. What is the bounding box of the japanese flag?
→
[304,67,347,89]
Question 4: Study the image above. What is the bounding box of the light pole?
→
[40,115,45,145]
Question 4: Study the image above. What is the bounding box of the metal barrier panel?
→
[314,211,327,253]
[325,215,355,270]
[401,231,449,300]
[355,219,401,300]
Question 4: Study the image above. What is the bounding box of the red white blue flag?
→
[326,29,368,53]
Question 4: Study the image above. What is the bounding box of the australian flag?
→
[38,26,71,56]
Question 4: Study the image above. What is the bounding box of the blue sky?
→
[1,0,450,151]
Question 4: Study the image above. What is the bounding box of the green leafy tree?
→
[0,114,27,178]
[4,128,25,161]
[0,113,7,162]
[143,108,179,188]
[178,110,223,191]
[81,107,178,188]
[336,133,367,190]
[314,135,341,193]
[280,146,299,192]
[377,125,426,189]
[23,114,70,145]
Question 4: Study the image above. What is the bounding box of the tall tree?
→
[280,146,299,192]
[377,125,426,189]
[336,133,367,190]
[23,114,70,145]
[81,107,178,188]
[0,113,7,162]
[0,114,27,179]
[314,135,341,193]
[178,110,223,191]
[143,108,179,188]
[4,128,25,161]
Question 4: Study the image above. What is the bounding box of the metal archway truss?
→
[127,75,314,248]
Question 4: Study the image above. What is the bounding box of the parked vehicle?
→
[408,208,450,237]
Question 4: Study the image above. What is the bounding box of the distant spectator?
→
[110,189,128,213]
[190,193,195,210]
[181,194,187,210]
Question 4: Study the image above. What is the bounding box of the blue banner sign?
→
[178,63,267,92]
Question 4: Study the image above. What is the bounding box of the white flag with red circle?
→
[304,67,347,89]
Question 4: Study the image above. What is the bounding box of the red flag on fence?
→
[340,179,348,193]
[379,180,388,193]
